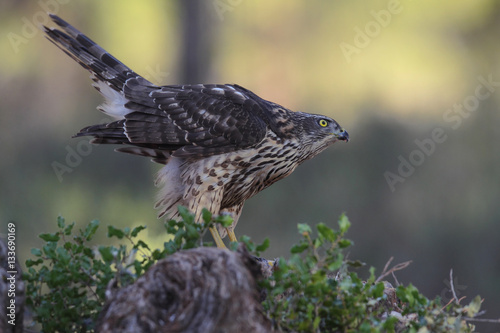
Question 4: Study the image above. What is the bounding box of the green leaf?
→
[131,225,146,237]
[313,315,321,330]
[83,247,93,258]
[201,208,212,223]
[382,316,398,330]
[167,219,178,227]
[64,222,75,235]
[185,223,200,240]
[229,241,239,251]
[338,213,351,234]
[367,266,376,284]
[298,223,312,235]
[358,321,372,332]
[56,247,71,264]
[313,237,323,249]
[83,219,100,240]
[57,216,65,229]
[346,259,365,268]
[98,246,115,262]
[215,214,233,227]
[39,233,60,242]
[165,220,179,235]
[42,241,57,256]
[164,241,178,254]
[317,223,335,242]
[107,225,125,239]
[152,248,167,260]
[256,238,270,252]
[177,205,194,223]
[135,240,150,251]
[371,282,385,298]
[305,282,321,295]
[26,258,43,267]
[290,242,309,254]
[239,235,255,252]
[338,239,352,248]
[31,248,42,256]
[327,255,343,271]
[466,295,482,317]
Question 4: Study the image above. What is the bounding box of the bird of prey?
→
[44,14,349,248]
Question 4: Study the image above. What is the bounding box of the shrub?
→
[24,211,481,332]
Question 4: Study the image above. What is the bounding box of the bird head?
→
[295,112,349,160]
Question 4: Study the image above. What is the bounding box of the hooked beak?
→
[336,129,349,142]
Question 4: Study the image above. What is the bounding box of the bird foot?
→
[226,228,238,242]
[209,226,227,249]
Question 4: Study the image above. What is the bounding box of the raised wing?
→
[76,80,272,159]
[45,15,277,160]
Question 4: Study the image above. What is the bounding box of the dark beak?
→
[337,129,349,142]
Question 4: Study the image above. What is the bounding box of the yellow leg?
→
[209,226,227,248]
[226,229,238,242]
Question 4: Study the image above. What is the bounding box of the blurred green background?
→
[1,0,499,329]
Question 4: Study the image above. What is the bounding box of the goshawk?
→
[44,15,349,247]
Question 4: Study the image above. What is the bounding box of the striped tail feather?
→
[43,14,148,91]
[74,121,171,164]
[116,147,171,165]
[74,120,128,143]
[43,14,156,119]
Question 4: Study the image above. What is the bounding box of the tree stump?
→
[97,245,273,333]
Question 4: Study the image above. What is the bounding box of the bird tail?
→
[43,14,149,91]
[74,121,172,164]
[43,14,154,119]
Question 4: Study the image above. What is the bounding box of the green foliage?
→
[25,217,110,332]
[24,209,223,332]
[262,214,478,332]
[263,214,391,331]
[24,212,481,332]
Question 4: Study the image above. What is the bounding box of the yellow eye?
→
[318,119,328,127]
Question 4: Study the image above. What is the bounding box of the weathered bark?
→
[0,238,24,333]
[97,245,273,333]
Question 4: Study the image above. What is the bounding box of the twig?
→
[442,297,455,310]
[382,257,394,276]
[376,258,412,283]
[465,317,500,323]
[449,269,460,304]
[473,310,487,317]
[441,294,467,311]
[391,271,400,287]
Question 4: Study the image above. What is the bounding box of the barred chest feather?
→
[155,131,305,220]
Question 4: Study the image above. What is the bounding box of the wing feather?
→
[100,83,270,158]
[46,15,274,160]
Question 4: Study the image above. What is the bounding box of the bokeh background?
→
[1,0,499,330]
